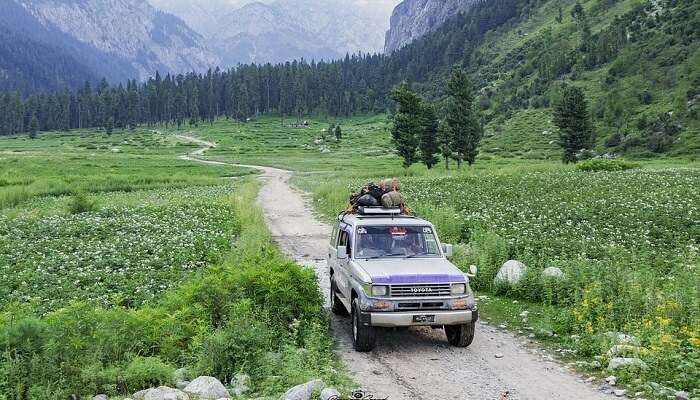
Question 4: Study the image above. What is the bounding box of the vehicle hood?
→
[355,258,466,284]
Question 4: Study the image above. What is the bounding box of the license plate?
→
[412,315,435,323]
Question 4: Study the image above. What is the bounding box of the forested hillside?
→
[1,0,697,157]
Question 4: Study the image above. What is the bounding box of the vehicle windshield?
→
[355,225,441,259]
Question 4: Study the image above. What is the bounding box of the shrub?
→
[576,158,640,172]
[67,192,99,214]
[123,357,175,392]
[194,301,274,384]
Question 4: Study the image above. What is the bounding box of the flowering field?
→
[0,185,237,312]
[307,166,700,393]
[404,168,699,267]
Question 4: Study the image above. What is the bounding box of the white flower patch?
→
[0,186,237,312]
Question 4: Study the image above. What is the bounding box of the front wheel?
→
[330,279,348,316]
[352,299,376,352]
[445,323,475,347]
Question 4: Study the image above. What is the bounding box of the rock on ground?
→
[494,260,527,285]
[608,357,648,370]
[133,386,190,400]
[604,332,640,346]
[320,387,341,400]
[184,376,230,399]
[281,379,326,400]
[542,266,565,279]
[93,395,109,400]
[607,344,643,357]
[231,373,251,397]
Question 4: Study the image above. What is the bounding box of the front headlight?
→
[451,283,466,295]
[371,285,388,297]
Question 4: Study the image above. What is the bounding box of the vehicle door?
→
[335,224,353,297]
[327,224,339,274]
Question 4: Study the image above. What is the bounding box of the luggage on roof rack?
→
[343,179,413,217]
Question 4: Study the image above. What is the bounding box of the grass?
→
[0,179,348,399]
[0,127,348,399]
[1,114,698,398]
[0,128,253,211]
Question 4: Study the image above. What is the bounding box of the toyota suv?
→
[327,207,478,352]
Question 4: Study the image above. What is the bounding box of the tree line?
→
[0,0,523,137]
[390,70,484,169]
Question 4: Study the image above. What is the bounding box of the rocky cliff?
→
[384,0,475,53]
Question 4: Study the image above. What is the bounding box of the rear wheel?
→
[445,323,475,347]
[352,299,376,352]
[330,279,348,316]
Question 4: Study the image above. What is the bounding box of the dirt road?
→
[178,135,611,400]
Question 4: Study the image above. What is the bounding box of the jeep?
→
[327,207,478,352]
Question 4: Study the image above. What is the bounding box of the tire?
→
[330,279,348,316]
[351,299,376,352]
[445,323,475,347]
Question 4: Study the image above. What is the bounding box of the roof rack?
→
[357,206,401,215]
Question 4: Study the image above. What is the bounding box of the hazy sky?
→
[149,0,403,40]
[149,0,402,16]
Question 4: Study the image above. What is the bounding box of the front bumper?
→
[361,309,479,327]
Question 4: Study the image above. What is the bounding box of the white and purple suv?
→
[327,207,478,352]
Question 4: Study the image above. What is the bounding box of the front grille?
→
[390,284,451,297]
[397,302,445,310]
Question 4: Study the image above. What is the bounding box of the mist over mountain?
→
[149,0,400,65]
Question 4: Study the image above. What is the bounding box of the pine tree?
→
[419,103,439,169]
[553,85,595,163]
[437,120,453,169]
[29,114,39,139]
[390,82,422,168]
[105,116,114,136]
[334,125,342,140]
[446,70,483,167]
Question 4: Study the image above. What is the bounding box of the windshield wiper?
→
[405,252,428,259]
[363,252,406,260]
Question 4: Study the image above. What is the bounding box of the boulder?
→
[320,388,341,400]
[494,260,527,285]
[94,395,109,400]
[608,357,648,370]
[281,379,326,400]
[542,267,565,279]
[604,332,640,346]
[675,391,689,400]
[133,390,148,400]
[184,376,230,399]
[607,344,643,357]
[231,373,251,397]
[134,387,190,400]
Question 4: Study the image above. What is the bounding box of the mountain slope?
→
[15,0,219,80]
[384,0,475,53]
[1,0,219,93]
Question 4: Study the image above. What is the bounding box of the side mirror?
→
[467,264,478,277]
[337,246,348,260]
[442,244,453,258]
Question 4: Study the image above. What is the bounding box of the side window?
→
[331,226,339,246]
[338,230,352,257]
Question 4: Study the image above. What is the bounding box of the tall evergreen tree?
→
[437,120,453,170]
[29,114,39,139]
[553,85,595,163]
[419,103,439,169]
[446,70,483,167]
[390,82,422,168]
